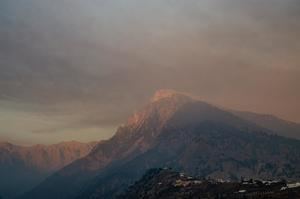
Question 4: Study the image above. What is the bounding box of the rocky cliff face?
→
[21,90,300,199]
[0,141,97,199]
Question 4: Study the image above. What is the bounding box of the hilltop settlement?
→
[120,168,300,199]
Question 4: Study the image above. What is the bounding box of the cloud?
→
[0,0,300,144]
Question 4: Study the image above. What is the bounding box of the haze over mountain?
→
[1,0,300,145]
[232,111,300,140]
[1,1,299,198]
[0,141,97,199]
[21,90,300,199]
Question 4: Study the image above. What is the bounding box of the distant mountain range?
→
[19,90,300,199]
[0,141,97,199]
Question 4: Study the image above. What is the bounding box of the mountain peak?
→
[124,90,194,134]
[151,89,192,102]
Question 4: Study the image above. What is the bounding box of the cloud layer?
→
[0,0,299,144]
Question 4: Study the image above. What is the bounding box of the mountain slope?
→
[77,117,300,198]
[232,110,300,140]
[0,141,97,199]
[22,90,300,199]
[21,90,193,199]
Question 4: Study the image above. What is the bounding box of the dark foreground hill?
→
[21,90,300,199]
[120,168,300,199]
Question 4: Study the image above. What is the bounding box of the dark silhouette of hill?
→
[119,168,300,199]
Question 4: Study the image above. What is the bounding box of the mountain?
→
[119,168,300,199]
[231,110,300,140]
[21,90,300,199]
[0,141,97,199]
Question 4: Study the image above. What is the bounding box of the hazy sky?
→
[0,0,299,145]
